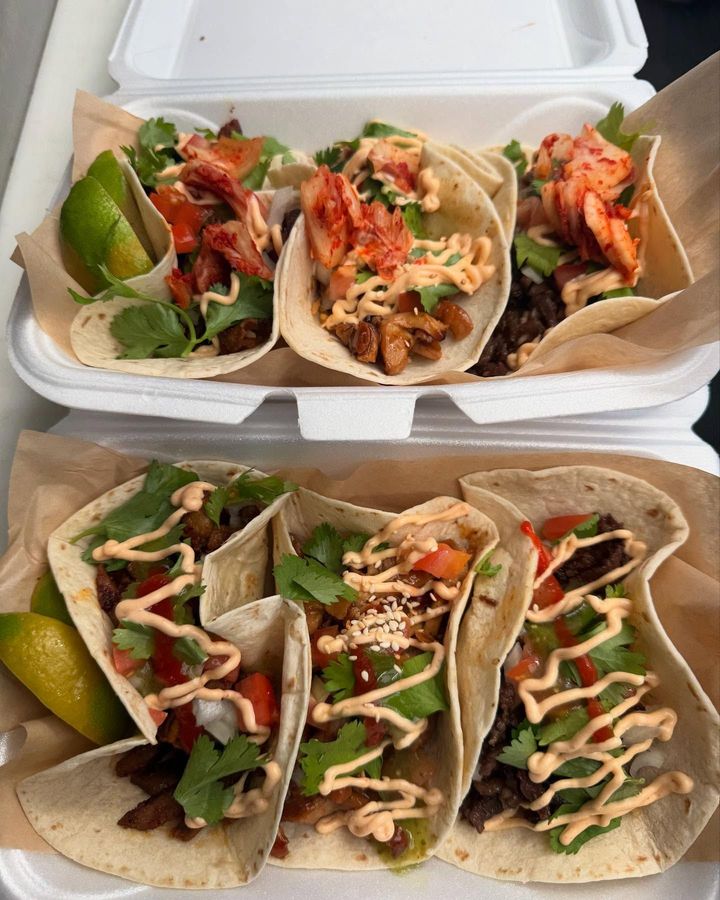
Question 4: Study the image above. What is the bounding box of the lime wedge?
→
[30,571,73,627]
[0,612,132,745]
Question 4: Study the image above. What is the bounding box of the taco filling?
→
[69,116,311,361]
[474,104,648,376]
[303,121,497,376]
[274,503,474,858]
[461,510,693,853]
[71,466,296,838]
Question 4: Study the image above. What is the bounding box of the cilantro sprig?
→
[204,471,296,526]
[121,117,179,189]
[476,550,502,578]
[273,554,357,606]
[514,233,561,278]
[502,139,528,177]
[298,721,382,796]
[174,734,263,825]
[595,103,640,153]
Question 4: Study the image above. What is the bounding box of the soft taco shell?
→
[439,466,719,882]
[17,596,311,890]
[278,141,511,385]
[47,460,291,742]
[271,489,499,868]
[441,146,517,243]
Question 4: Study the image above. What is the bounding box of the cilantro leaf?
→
[314,145,342,168]
[537,706,589,746]
[361,121,418,140]
[502,139,528,177]
[475,550,502,577]
[173,636,208,666]
[243,136,292,189]
[74,461,198,547]
[174,734,262,825]
[552,514,600,544]
[226,471,296,508]
[273,554,357,606]
[299,721,379,796]
[342,532,371,554]
[401,203,426,238]
[111,303,192,360]
[112,621,154,659]
[531,178,548,196]
[497,726,537,769]
[605,583,626,599]
[415,282,458,314]
[355,270,375,284]
[595,103,640,153]
[514,232,561,278]
[204,486,229,527]
[302,523,345,574]
[550,815,621,854]
[618,184,635,207]
[202,274,273,341]
[122,117,179,189]
[195,127,217,140]
[587,622,645,677]
[381,652,448,720]
[321,653,355,701]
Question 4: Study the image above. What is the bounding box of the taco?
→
[470,104,694,376]
[47,459,296,740]
[278,121,510,383]
[61,106,314,377]
[17,595,311,889]
[269,488,499,867]
[440,466,719,882]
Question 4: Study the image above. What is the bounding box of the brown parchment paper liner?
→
[0,431,717,864]
[11,55,720,387]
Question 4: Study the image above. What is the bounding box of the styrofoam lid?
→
[109,0,648,92]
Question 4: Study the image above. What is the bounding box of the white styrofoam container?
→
[6,0,719,441]
[0,389,716,899]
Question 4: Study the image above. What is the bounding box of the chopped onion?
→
[192,698,237,745]
[622,725,661,747]
[267,186,298,230]
[630,748,665,777]
[521,265,544,285]
[503,642,523,674]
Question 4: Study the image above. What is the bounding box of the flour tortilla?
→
[278,140,511,385]
[438,466,719,882]
[47,460,291,742]
[17,596,310,890]
[271,489,499,868]
[69,157,280,378]
[442,146,517,243]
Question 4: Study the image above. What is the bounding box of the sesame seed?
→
[360,670,369,682]
[393,664,402,674]
[391,643,400,652]
[380,641,390,649]
[348,655,357,661]
[371,644,381,652]
[383,623,390,633]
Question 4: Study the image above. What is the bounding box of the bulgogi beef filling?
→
[116,741,199,840]
[470,259,564,377]
[554,513,630,590]
[462,514,631,833]
[461,678,558,833]
[95,498,261,621]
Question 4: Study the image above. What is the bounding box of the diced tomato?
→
[397,290,420,313]
[311,626,339,669]
[587,697,613,742]
[138,573,172,600]
[236,672,279,728]
[165,267,194,309]
[507,650,541,683]
[352,649,378,695]
[172,221,199,254]
[553,263,587,291]
[553,616,576,648]
[520,521,553,575]
[413,543,471,581]
[174,702,204,753]
[152,631,186,686]
[149,708,168,727]
[363,715,386,747]
[575,654,599,688]
[112,645,143,677]
[533,574,564,610]
[150,186,186,223]
[327,265,357,301]
[175,199,207,232]
[541,514,594,542]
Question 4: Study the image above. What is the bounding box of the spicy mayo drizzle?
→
[309,503,471,841]
[484,523,693,845]
[92,479,280,825]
